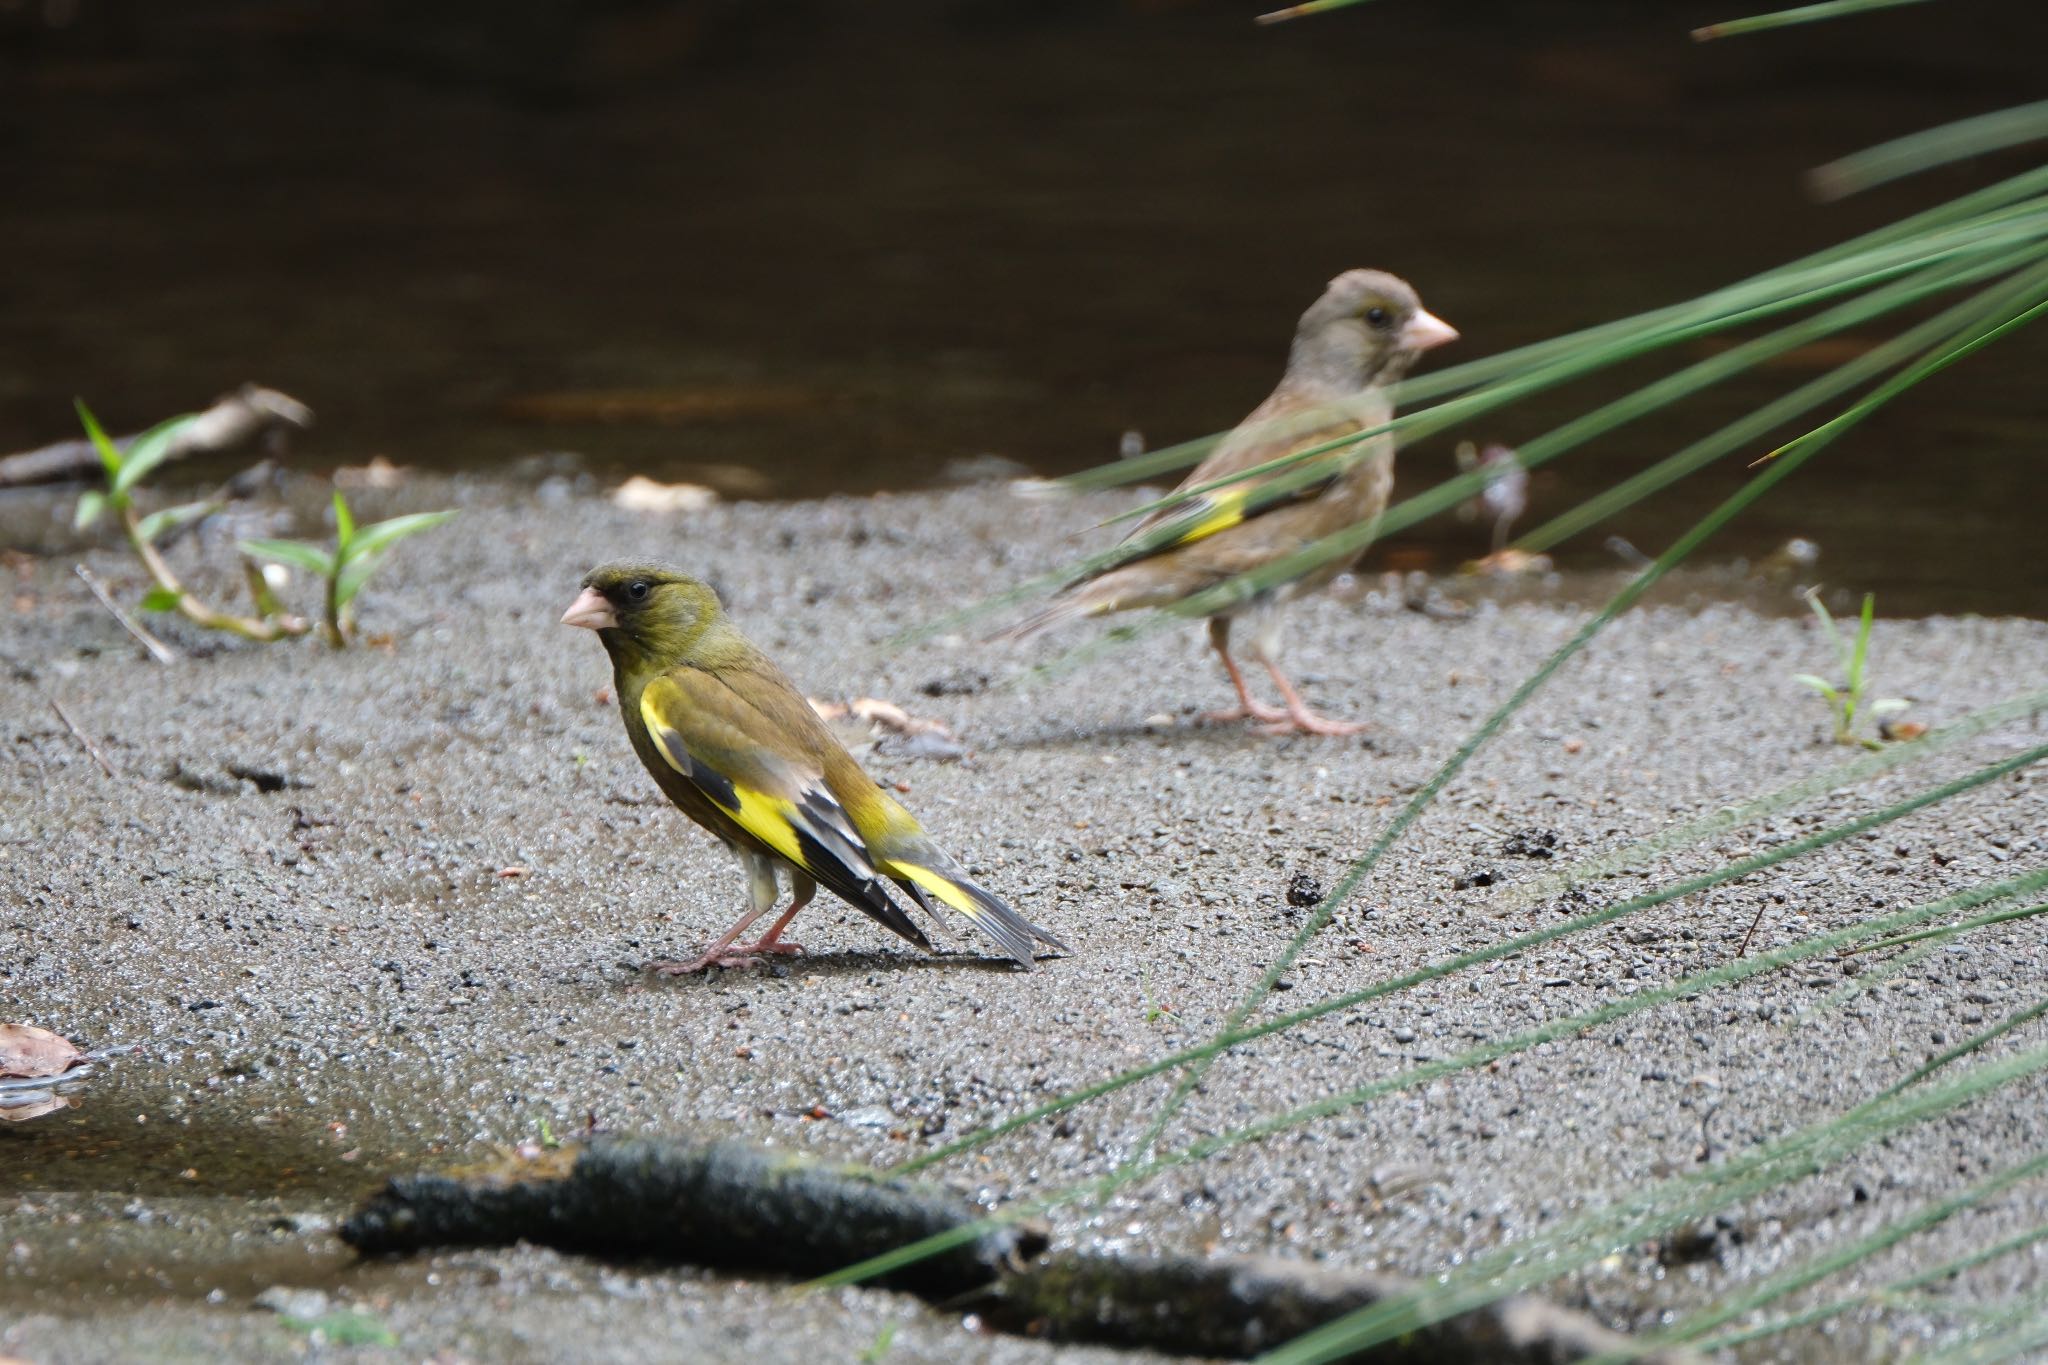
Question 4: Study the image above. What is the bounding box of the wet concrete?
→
[3,476,2046,1361]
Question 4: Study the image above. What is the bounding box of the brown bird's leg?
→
[733,872,813,958]
[650,855,788,975]
[1247,614,1367,738]
[1199,616,1288,725]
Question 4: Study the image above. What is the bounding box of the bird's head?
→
[1290,269,1457,391]
[562,561,725,673]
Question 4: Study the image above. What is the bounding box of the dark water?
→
[3,0,2044,614]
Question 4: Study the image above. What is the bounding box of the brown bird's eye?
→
[626,580,651,602]
[1364,305,1390,328]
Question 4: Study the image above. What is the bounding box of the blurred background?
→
[3,0,2043,612]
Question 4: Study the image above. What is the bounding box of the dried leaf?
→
[0,1022,83,1079]
[0,1090,72,1122]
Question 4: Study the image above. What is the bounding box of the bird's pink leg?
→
[732,875,813,959]
[650,860,805,975]
[1200,618,1288,725]
[1253,657,1368,738]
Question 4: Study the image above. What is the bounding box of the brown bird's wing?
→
[638,668,930,950]
[1096,388,1381,579]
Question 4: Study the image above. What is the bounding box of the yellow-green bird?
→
[1004,269,1456,736]
[563,563,1066,973]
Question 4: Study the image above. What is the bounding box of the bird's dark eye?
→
[1364,305,1390,328]
[626,580,651,603]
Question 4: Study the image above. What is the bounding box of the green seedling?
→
[1793,588,1909,749]
[74,399,308,643]
[241,491,453,647]
[858,1323,898,1363]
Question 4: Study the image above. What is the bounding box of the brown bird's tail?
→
[989,593,1106,644]
[879,846,1067,968]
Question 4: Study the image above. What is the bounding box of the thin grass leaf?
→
[335,510,455,571]
[73,399,124,482]
[1252,0,1381,25]
[897,692,2048,1178]
[110,413,199,496]
[1508,251,2037,551]
[73,490,106,531]
[332,490,356,549]
[1695,1223,2048,1353]
[1852,901,2048,956]
[1900,1296,2048,1365]
[1693,0,1935,42]
[1586,1148,2048,1361]
[1874,993,2048,1107]
[135,500,218,544]
[238,538,336,579]
[1759,292,2048,467]
[1257,1023,2048,1364]
[334,511,454,608]
[139,587,181,613]
[1812,99,2048,200]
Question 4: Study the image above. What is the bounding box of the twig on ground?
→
[73,564,180,665]
[46,696,116,778]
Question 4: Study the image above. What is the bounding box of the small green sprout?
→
[75,399,307,643]
[1793,588,1909,749]
[537,1114,561,1149]
[1140,969,1170,1026]
[857,1323,898,1363]
[241,491,453,648]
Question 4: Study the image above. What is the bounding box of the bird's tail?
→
[988,592,1107,644]
[880,847,1068,968]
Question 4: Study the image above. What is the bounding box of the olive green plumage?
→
[1003,269,1457,736]
[565,562,1064,972]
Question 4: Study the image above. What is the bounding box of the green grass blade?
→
[72,399,124,482]
[109,412,200,496]
[1694,1223,2048,1353]
[1513,252,2048,554]
[239,538,336,579]
[1812,99,2048,200]
[1693,0,1935,42]
[1588,1147,2048,1361]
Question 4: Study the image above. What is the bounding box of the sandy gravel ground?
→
[3,477,2045,1363]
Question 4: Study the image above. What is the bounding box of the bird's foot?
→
[1253,710,1370,738]
[736,937,806,959]
[1201,700,1290,727]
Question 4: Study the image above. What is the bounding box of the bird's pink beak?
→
[560,586,618,631]
[1401,308,1459,352]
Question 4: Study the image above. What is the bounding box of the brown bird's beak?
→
[560,586,618,631]
[1400,308,1459,352]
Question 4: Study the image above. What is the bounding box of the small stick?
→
[47,696,117,779]
[73,564,180,665]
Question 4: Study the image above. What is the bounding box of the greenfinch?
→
[564,563,1065,972]
[1005,269,1455,736]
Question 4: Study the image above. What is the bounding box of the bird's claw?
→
[646,938,806,976]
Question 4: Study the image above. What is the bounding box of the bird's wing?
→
[1097,397,1373,577]
[638,669,929,947]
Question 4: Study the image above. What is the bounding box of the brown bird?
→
[1003,269,1456,735]
[565,563,1066,973]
